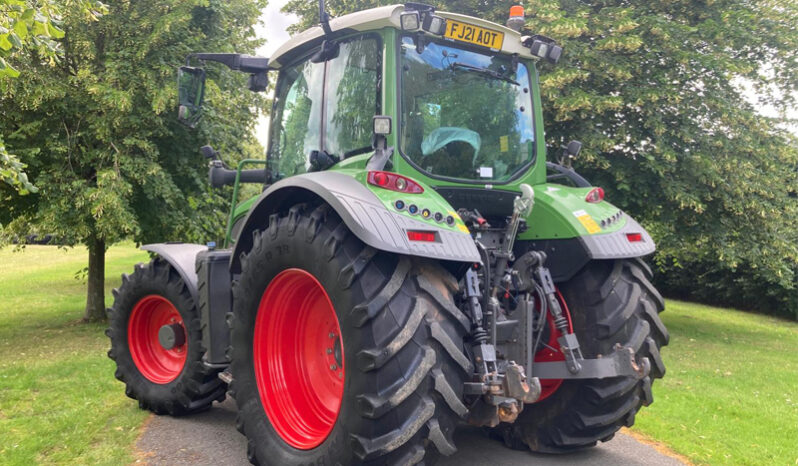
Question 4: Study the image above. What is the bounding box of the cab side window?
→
[270,60,324,179]
[268,35,380,179]
[324,37,380,158]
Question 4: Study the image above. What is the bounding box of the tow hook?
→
[503,361,541,403]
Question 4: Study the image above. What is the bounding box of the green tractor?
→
[107,3,667,464]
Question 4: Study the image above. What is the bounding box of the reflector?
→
[626,233,643,243]
[407,231,437,242]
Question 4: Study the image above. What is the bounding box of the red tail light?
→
[626,233,643,243]
[367,171,424,194]
[585,187,605,203]
[407,231,437,242]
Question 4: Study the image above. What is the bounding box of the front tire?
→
[107,259,227,415]
[229,203,471,465]
[493,258,668,452]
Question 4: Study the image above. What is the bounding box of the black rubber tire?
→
[491,258,668,453]
[106,258,227,415]
[229,203,471,465]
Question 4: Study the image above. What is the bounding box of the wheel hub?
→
[158,323,186,350]
[253,269,344,450]
[128,295,187,384]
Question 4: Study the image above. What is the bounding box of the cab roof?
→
[268,4,535,68]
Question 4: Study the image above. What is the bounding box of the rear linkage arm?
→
[460,184,650,427]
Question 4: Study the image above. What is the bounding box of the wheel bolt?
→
[326,348,333,354]
[330,364,337,370]
[329,332,335,338]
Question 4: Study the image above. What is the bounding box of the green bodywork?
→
[224,25,625,248]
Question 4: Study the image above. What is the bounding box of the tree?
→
[286,0,798,317]
[1,0,106,194]
[0,0,267,321]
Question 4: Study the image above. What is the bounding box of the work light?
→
[400,11,420,30]
[529,39,563,64]
[373,116,392,135]
[422,14,446,35]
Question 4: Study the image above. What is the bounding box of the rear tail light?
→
[626,233,643,243]
[585,187,604,203]
[367,171,424,194]
[407,231,437,242]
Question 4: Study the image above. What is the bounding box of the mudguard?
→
[515,183,656,282]
[140,243,207,303]
[518,216,655,282]
[229,171,481,273]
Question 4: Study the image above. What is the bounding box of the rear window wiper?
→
[450,62,519,86]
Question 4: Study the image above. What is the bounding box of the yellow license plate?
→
[444,20,504,50]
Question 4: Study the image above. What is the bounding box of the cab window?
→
[268,35,380,180]
[269,60,324,179]
[324,37,380,158]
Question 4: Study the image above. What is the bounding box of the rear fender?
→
[229,171,480,273]
[518,184,656,281]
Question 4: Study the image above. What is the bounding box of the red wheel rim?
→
[253,269,345,450]
[534,289,573,401]
[128,295,187,384]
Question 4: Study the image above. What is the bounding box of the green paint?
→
[520,184,626,239]
[350,170,468,232]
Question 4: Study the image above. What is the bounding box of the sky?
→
[253,0,298,149]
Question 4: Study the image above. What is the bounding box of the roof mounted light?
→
[523,35,563,64]
[400,11,420,30]
[507,5,525,32]
[422,14,446,35]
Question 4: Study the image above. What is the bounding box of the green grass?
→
[0,244,795,465]
[633,300,798,465]
[0,244,150,465]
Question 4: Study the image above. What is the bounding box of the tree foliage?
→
[0,0,266,320]
[287,0,798,317]
[1,0,106,193]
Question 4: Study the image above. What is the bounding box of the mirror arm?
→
[189,53,270,73]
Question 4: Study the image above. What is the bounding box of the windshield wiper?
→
[450,62,519,86]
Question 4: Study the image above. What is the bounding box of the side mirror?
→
[248,71,269,92]
[177,66,206,128]
[559,140,582,168]
[565,140,582,158]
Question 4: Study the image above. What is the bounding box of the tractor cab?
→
[178,4,565,219]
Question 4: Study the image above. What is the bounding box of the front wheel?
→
[106,259,226,415]
[229,203,471,465]
[492,258,668,452]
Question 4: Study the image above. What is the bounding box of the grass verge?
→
[633,300,798,465]
[0,244,150,465]
[0,245,795,465]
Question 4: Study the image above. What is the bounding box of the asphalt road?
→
[136,398,683,466]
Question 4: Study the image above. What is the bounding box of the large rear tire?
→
[492,258,668,452]
[107,259,227,415]
[229,203,471,465]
